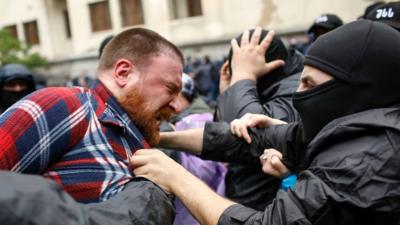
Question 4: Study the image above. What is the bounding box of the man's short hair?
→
[98,28,184,71]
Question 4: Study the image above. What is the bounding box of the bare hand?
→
[259,148,290,178]
[219,61,231,93]
[230,113,287,143]
[230,27,285,84]
[130,149,185,194]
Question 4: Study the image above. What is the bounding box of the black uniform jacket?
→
[202,107,400,225]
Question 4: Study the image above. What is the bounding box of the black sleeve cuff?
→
[201,122,264,165]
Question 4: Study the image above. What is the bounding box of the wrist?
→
[230,73,256,86]
[169,164,193,194]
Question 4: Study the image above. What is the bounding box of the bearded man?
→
[0,28,183,221]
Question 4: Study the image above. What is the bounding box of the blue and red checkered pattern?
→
[0,80,150,203]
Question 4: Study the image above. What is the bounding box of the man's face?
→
[120,54,183,145]
[0,78,33,110]
[2,79,29,92]
[297,65,333,92]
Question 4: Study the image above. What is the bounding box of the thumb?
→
[263,60,285,74]
[271,155,289,177]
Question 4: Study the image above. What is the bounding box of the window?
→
[89,1,112,32]
[23,20,40,45]
[170,0,203,20]
[63,10,72,38]
[187,0,202,17]
[120,0,144,26]
[4,25,18,39]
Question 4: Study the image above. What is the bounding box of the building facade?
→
[0,0,379,84]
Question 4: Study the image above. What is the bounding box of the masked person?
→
[131,20,400,225]
[216,29,303,210]
[0,64,36,113]
[0,28,183,224]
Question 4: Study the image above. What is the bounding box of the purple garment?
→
[173,113,226,225]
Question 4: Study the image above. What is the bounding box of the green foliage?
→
[0,29,47,69]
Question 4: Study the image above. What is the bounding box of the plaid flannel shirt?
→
[0,80,150,203]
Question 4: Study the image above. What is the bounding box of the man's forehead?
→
[149,53,182,69]
[162,73,182,87]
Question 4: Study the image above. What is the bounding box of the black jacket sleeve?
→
[201,121,305,171]
[217,80,266,123]
[217,170,342,225]
[200,122,270,165]
[217,121,400,225]
[216,80,299,123]
[200,122,302,167]
[0,172,174,225]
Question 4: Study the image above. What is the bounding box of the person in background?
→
[358,1,385,19]
[296,13,343,54]
[365,1,400,31]
[98,35,114,58]
[0,63,36,113]
[71,69,93,87]
[193,56,218,104]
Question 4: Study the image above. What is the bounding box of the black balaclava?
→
[228,29,302,96]
[293,20,400,144]
[0,64,35,110]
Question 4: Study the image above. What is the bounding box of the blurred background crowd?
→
[0,0,387,108]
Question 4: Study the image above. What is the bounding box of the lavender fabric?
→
[173,113,227,225]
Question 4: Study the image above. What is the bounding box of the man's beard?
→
[120,89,174,146]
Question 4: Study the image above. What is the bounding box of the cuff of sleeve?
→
[201,122,230,159]
[218,204,258,225]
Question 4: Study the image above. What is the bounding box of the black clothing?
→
[201,106,400,225]
[0,171,174,225]
[295,20,400,144]
[217,71,301,123]
[200,19,400,225]
[0,64,36,112]
[217,49,302,210]
[365,2,400,31]
[307,14,343,34]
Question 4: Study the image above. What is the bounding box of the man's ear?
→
[113,59,134,87]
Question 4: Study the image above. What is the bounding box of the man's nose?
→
[14,84,26,92]
[6,83,28,92]
[169,97,183,113]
